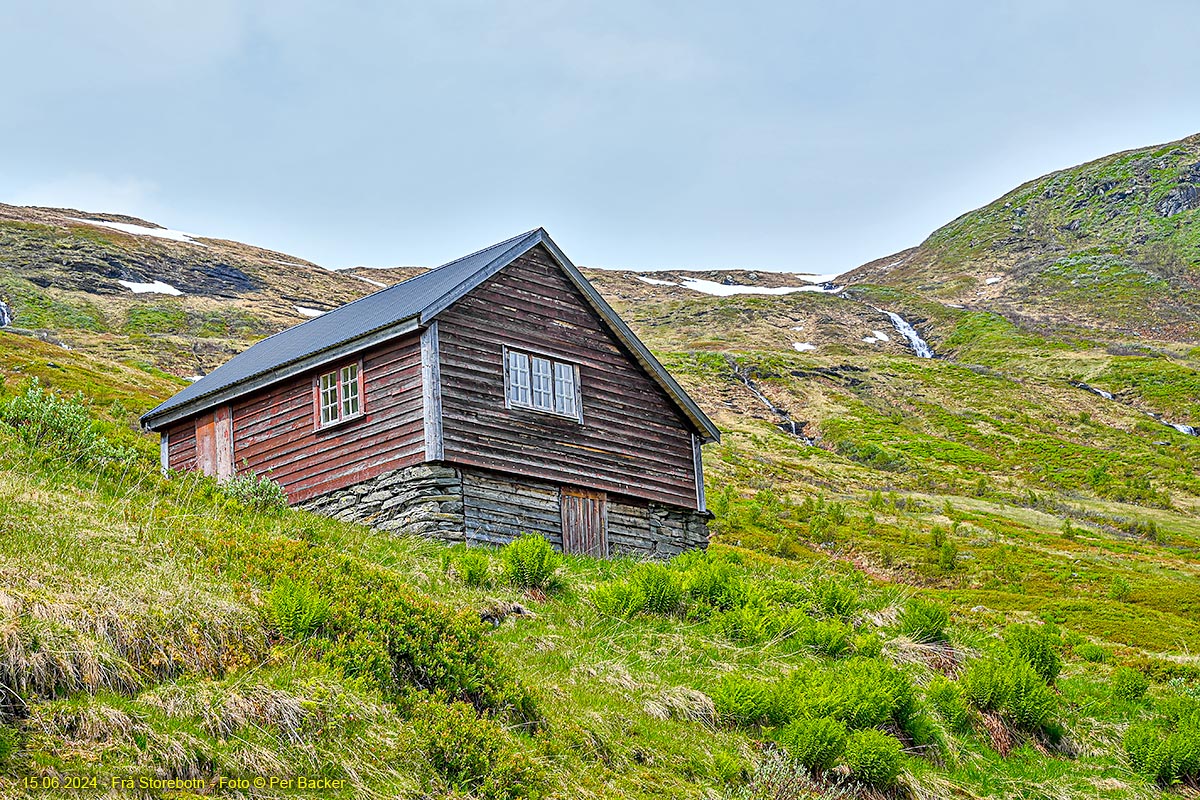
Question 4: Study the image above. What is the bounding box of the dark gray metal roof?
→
[141,228,720,442]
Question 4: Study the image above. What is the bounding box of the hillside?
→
[3,132,1200,800]
[842,133,1200,340]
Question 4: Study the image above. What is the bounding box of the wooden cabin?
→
[141,229,719,557]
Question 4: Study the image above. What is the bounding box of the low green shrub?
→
[681,556,751,612]
[842,728,903,788]
[1109,576,1133,602]
[711,674,776,727]
[900,598,949,643]
[592,580,645,618]
[810,579,859,620]
[0,379,133,465]
[1124,717,1200,786]
[411,697,544,799]
[0,724,17,765]
[776,716,847,774]
[714,605,774,645]
[502,535,562,592]
[853,632,883,658]
[454,550,492,588]
[1075,642,1109,663]
[1112,666,1151,703]
[1004,660,1057,731]
[631,563,684,615]
[1005,624,1062,684]
[223,470,289,511]
[927,676,970,732]
[799,619,853,658]
[959,657,1009,712]
[267,578,331,640]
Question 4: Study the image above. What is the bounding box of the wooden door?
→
[194,405,234,481]
[561,488,607,557]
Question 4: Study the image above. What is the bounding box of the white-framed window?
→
[314,361,365,428]
[504,347,581,421]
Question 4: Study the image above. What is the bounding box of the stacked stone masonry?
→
[300,463,708,558]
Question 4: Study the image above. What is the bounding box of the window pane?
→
[554,362,577,417]
[320,372,339,424]
[507,351,530,406]
[531,357,553,410]
[341,365,360,417]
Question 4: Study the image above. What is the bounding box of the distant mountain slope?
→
[844,133,1200,340]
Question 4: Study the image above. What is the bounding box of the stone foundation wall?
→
[300,463,709,558]
[300,464,465,542]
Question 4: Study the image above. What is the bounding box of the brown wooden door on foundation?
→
[195,405,234,481]
[561,488,607,556]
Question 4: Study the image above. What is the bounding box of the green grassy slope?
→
[843,133,1200,339]
[0,342,1194,800]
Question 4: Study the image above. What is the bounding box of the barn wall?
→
[435,244,701,509]
[229,333,425,503]
[165,418,197,472]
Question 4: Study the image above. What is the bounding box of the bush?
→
[960,658,1009,712]
[900,598,949,643]
[938,542,959,572]
[842,729,903,788]
[1109,576,1132,602]
[502,535,562,592]
[411,698,544,799]
[0,379,132,465]
[927,676,970,732]
[454,550,492,588]
[223,470,289,511]
[1003,660,1057,731]
[1112,667,1151,703]
[1005,624,1062,684]
[631,563,684,615]
[681,556,750,612]
[714,605,774,645]
[592,580,645,618]
[810,579,858,620]
[0,725,16,765]
[800,620,853,658]
[776,716,847,774]
[711,674,776,727]
[1075,642,1109,663]
[1124,719,1200,786]
[267,578,331,640]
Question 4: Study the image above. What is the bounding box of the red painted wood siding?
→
[165,418,197,472]
[436,245,700,509]
[228,334,425,502]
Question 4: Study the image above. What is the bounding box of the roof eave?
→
[139,316,422,431]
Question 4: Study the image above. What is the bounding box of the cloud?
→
[10,174,160,217]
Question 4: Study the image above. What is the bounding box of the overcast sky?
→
[3,1,1199,274]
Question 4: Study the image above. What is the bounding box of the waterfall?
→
[875,308,935,358]
[1070,382,1196,436]
[728,358,813,444]
[0,301,10,328]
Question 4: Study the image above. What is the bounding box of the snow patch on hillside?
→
[117,279,183,296]
[71,218,203,245]
[295,306,326,317]
[680,278,842,296]
[793,342,817,352]
[637,275,678,286]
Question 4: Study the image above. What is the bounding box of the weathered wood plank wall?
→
[229,334,425,502]
[436,245,700,509]
[165,418,197,472]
